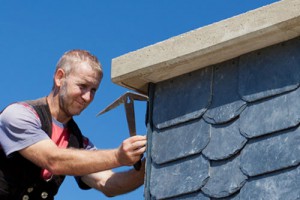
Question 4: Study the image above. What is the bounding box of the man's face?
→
[58,63,102,117]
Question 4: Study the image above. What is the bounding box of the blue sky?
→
[0,0,279,199]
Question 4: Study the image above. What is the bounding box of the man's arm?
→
[19,135,146,176]
[81,160,146,197]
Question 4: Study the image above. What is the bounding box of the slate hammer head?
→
[96,91,148,116]
[96,91,148,136]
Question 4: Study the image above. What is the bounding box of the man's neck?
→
[46,92,71,124]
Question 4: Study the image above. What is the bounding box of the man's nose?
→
[82,91,93,102]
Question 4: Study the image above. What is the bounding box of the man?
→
[0,50,147,199]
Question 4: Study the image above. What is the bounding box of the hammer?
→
[96,91,148,170]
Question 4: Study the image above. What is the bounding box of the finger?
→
[129,135,147,142]
[132,146,147,155]
[131,140,147,151]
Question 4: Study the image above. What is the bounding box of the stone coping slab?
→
[111,0,300,94]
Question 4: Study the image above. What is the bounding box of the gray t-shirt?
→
[0,103,96,157]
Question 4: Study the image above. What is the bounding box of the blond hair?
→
[55,49,103,76]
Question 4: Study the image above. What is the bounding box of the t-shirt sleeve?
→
[0,103,50,156]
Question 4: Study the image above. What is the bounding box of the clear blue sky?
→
[0,1,279,199]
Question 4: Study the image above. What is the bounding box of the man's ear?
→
[54,68,65,87]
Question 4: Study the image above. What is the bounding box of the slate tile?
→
[202,118,247,160]
[166,192,240,200]
[238,38,300,102]
[240,126,300,177]
[239,87,300,138]
[202,155,247,198]
[166,192,209,200]
[203,59,246,124]
[153,67,212,129]
[239,166,300,200]
[151,118,210,165]
[150,154,209,199]
[211,192,240,200]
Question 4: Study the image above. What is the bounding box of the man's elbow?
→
[45,159,65,175]
[102,191,116,198]
[96,181,119,197]
[44,152,70,175]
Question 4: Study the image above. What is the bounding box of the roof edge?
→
[111,0,300,94]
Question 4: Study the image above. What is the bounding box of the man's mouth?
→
[76,100,86,108]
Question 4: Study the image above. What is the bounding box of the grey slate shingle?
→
[167,192,210,200]
[239,87,300,138]
[238,38,300,102]
[151,118,210,165]
[153,67,212,129]
[202,118,246,160]
[201,155,247,198]
[239,166,300,199]
[240,125,300,176]
[203,60,246,124]
[150,154,209,199]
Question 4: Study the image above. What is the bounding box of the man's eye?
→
[91,89,97,95]
[79,84,86,89]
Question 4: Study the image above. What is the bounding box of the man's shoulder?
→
[25,97,47,106]
[1,102,40,123]
[1,96,46,115]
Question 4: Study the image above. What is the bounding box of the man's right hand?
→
[116,135,147,166]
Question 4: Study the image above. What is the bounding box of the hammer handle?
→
[134,160,142,171]
[124,99,143,170]
[133,155,143,171]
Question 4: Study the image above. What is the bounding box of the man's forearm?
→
[82,160,146,197]
[47,148,121,176]
[104,167,145,196]
[20,140,121,176]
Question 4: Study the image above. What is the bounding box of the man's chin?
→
[68,108,83,117]
[69,105,87,116]
[73,110,83,116]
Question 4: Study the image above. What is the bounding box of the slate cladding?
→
[145,36,300,199]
